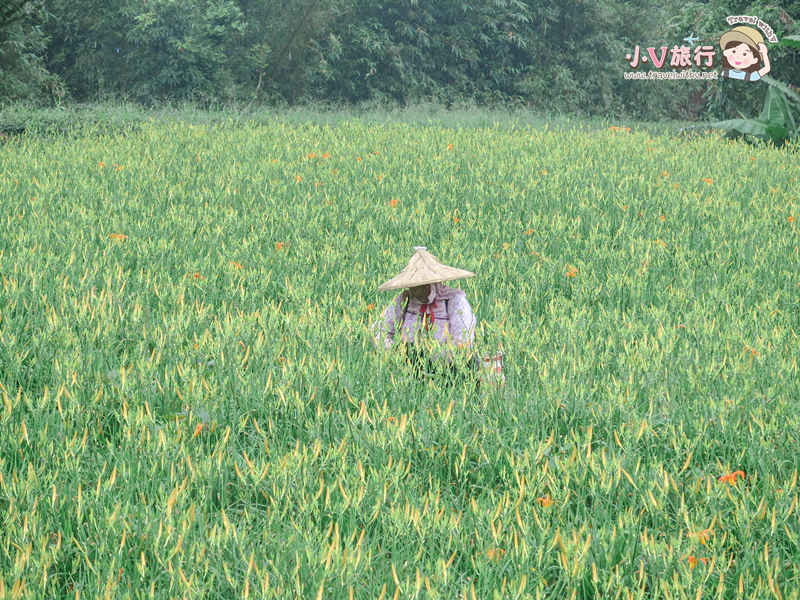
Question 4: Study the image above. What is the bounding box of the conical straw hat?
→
[377,246,475,292]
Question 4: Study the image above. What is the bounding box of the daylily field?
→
[0,113,799,599]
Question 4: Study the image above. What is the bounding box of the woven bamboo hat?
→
[377,246,475,292]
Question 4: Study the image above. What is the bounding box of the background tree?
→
[665,0,800,120]
[311,0,695,118]
[24,0,800,120]
[1,0,31,29]
[311,0,538,105]
[235,0,353,105]
[0,0,62,104]
[45,0,248,105]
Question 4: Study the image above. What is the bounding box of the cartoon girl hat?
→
[377,246,475,291]
[720,25,765,49]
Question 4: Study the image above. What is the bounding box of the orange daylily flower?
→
[108,233,128,240]
[689,528,713,545]
[357,157,362,162]
[322,152,330,159]
[718,470,745,485]
[231,261,244,269]
[566,266,578,278]
[525,228,534,235]
[541,169,548,175]
[193,423,204,438]
[662,171,669,177]
[789,215,795,223]
[99,161,105,168]
[295,175,302,182]
[702,177,713,184]
[452,216,460,223]
[276,242,284,250]
[537,495,553,507]
[307,152,317,159]
[486,548,506,560]
[659,215,665,222]
[387,416,397,425]
[367,303,375,311]
[193,273,205,280]
[447,143,453,151]
[687,556,709,570]
[390,198,399,208]
[609,126,631,133]
[377,174,383,182]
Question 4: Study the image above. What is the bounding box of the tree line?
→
[1,0,798,120]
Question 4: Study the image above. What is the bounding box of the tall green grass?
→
[0,112,799,599]
[0,101,690,137]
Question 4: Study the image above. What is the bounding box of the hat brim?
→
[377,272,475,291]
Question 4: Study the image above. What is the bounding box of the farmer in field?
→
[372,246,478,384]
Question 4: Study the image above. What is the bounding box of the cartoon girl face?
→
[723,42,760,69]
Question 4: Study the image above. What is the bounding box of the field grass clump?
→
[0,113,799,598]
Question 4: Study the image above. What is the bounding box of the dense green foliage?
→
[43,0,249,104]
[668,1,800,119]
[698,76,800,145]
[0,0,30,29]
[0,0,61,103]
[1,113,799,598]
[1,0,798,118]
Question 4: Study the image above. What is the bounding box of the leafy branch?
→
[0,0,32,30]
[687,75,800,146]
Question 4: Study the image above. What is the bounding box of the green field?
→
[1,111,799,599]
